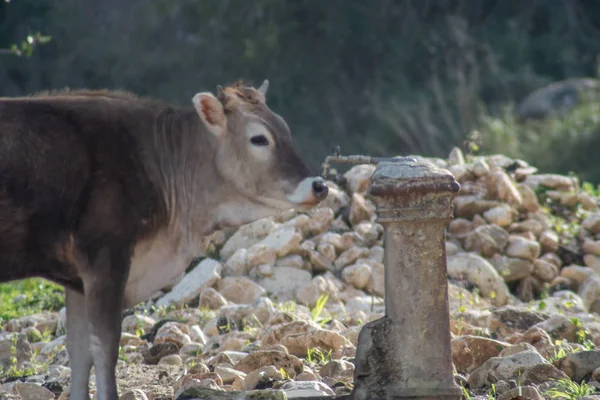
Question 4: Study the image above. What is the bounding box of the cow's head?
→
[192,80,328,212]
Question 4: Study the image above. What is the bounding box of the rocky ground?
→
[5,149,600,399]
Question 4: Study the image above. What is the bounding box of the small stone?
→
[338,232,360,252]
[497,385,542,400]
[349,193,374,226]
[463,224,509,257]
[155,258,222,308]
[319,184,350,214]
[258,267,312,300]
[559,350,600,381]
[508,327,555,359]
[199,287,228,310]
[307,208,335,236]
[344,164,376,195]
[249,263,275,280]
[307,250,332,273]
[0,334,32,369]
[524,174,577,192]
[341,263,372,290]
[121,315,156,334]
[561,264,594,284]
[505,235,541,261]
[448,218,474,238]
[214,365,247,384]
[280,381,336,398]
[585,254,600,274]
[580,192,599,211]
[522,363,568,385]
[295,372,319,381]
[584,213,600,234]
[281,328,354,359]
[468,350,547,389]
[532,315,578,342]
[189,325,208,345]
[222,248,249,276]
[368,246,384,263]
[218,276,266,305]
[509,219,544,238]
[488,306,548,338]
[319,359,355,381]
[517,183,540,212]
[180,342,203,356]
[540,252,562,268]
[539,230,559,253]
[483,205,514,227]
[247,243,276,267]
[365,261,384,297]
[153,322,191,349]
[448,147,465,166]
[490,256,534,282]
[473,160,490,177]
[259,227,303,258]
[447,253,510,306]
[531,259,558,283]
[487,171,522,207]
[220,218,277,260]
[451,335,509,375]
[579,275,600,310]
[243,365,283,390]
[119,389,149,400]
[317,243,337,263]
[158,353,182,366]
[12,383,54,400]
[275,255,305,270]
[453,196,502,219]
[448,164,472,182]
[585,239,600,256]
[233,350,304,378]
[334,247,370,270]
[188,363,210,375]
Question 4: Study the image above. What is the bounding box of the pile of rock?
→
[4,148,600,399]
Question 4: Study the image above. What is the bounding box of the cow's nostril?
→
[312,180,328,200]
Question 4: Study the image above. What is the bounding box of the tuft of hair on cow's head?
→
[192,79,328,213]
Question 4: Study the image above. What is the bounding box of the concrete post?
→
[351,158,462,400]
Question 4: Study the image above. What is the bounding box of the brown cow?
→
[0,80,328,400]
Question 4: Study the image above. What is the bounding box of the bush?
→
[478,92,600,184]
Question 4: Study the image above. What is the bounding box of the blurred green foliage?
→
[479,91,600,184]
[0,278,64,325]
[1,0,600,172]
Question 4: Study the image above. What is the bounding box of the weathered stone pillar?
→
[351,158,462,400]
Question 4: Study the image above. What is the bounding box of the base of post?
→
[351,387,463,400]
[350,317,462,400]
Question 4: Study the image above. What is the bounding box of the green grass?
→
[0,278,65,326]
[544,378,596,399]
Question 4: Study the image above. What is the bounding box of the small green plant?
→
[278,300,297,315]
[460,384,472,400]
[0,32,52,57]
[487,383,497,400]
[306,347,332,365]
[279,367,289,380]
[544,378,596,399]
[310,294,329,326]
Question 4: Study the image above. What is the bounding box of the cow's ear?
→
[192,92,226,137]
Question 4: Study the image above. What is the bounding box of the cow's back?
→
[0,94,166,289]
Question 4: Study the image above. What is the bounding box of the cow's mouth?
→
[286,177,329,206]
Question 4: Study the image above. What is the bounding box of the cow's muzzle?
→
[311,178,329,202]
[287,177,329,208]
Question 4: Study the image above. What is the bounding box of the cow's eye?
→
[250,135,269,146]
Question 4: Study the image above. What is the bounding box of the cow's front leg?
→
[66,288,93,400]
[84,247,128,400]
